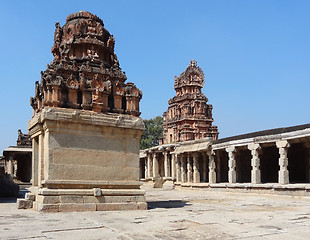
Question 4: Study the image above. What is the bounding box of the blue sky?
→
[0,1,309,152]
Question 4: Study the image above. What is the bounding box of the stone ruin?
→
[162,60,219,144]
[18,11,146,212]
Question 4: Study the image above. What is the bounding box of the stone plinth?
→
[20,107,146,212]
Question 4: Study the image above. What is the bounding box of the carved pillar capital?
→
[276,140,290,149]
[248,143,261,151]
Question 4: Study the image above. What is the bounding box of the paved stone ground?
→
[1,187,310,240]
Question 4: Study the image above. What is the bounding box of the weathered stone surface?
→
[17,199,33,209]
[96,202,140,211]
[59,203,96,212]
[3,188,310,239]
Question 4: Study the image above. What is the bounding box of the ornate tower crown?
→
[163,60,219,143]
[174,59,205,92]
[30,11,142,117]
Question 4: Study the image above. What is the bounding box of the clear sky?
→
[0,1,309,152]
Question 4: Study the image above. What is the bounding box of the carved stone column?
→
[187,154,193,182]
[202,152,208,182]
[171,153,176,180]
[181,155,186,183]
[193,153,200,183]
[7,155,14,176]
[216,151,221,182]
[164,151,168,178]
[31,137,39,186]
[147,152,152,179]
[152,152,159,178]
[208,150,216,183]
[226,146,237,183]
[276,140,290,184]
[13,159,18,179]
[248,143,261,184]
[144,158,148,179]
[167,153,171,177]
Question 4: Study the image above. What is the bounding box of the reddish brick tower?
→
[162,60,219,143]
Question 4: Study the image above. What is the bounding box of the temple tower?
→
[163,60,219,143]
[18,11,146,212]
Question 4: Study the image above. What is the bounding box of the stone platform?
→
[2,188,310,239]
[19,107,146,212]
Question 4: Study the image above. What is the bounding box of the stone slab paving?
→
[1,187,310,239]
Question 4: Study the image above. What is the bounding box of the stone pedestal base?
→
[19,181,147,212]
[21,108,146,212]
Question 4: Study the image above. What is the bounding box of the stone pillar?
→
[153,152,159,178]
[38,133,45,185]
[176,154,181,182]
[202,152,208,182]
[193,153,200,183]
[248,143,261,184]
[164,152,168,178]
[147,152,152,179]
[276,140,290,184]
[208,150,216,183]
[31,137,39,186]
[181,155,186,182]
[167,153,171,177]
[171,153,176,180]
[187,154,193,182]
[8,155,14,176]
[144,158,148,179]
[226,146,237,183]
[13,159,18,179]
[216,151,221,182]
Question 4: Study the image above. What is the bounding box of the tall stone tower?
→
[19,11,146,212]
[163,60,219,143]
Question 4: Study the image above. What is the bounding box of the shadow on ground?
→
[147,200,191,209]
[0,189,28,203]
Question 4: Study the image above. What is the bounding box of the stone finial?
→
[190,59,197,67]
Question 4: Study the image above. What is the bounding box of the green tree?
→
[140,116,163,150]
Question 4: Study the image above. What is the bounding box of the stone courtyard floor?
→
[1,187,310,240]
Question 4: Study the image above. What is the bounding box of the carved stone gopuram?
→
[162,60,219,144]
[18,11,146,212]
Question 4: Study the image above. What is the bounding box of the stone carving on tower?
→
[162,60,219,143]
[30,11,142,116]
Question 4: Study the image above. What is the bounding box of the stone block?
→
[35,203,59,212]
[83,196,105,203]
[96,203,139,211]
[60,195,84,204]
[103,195,145,203]
[36,195,60,204]
[17,199,33,209]
[163,181,174,190]
[25,193,36,201]
[138,202,148,210]
[59,203,96,212]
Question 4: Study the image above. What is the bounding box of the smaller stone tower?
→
[163,60,219,143]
